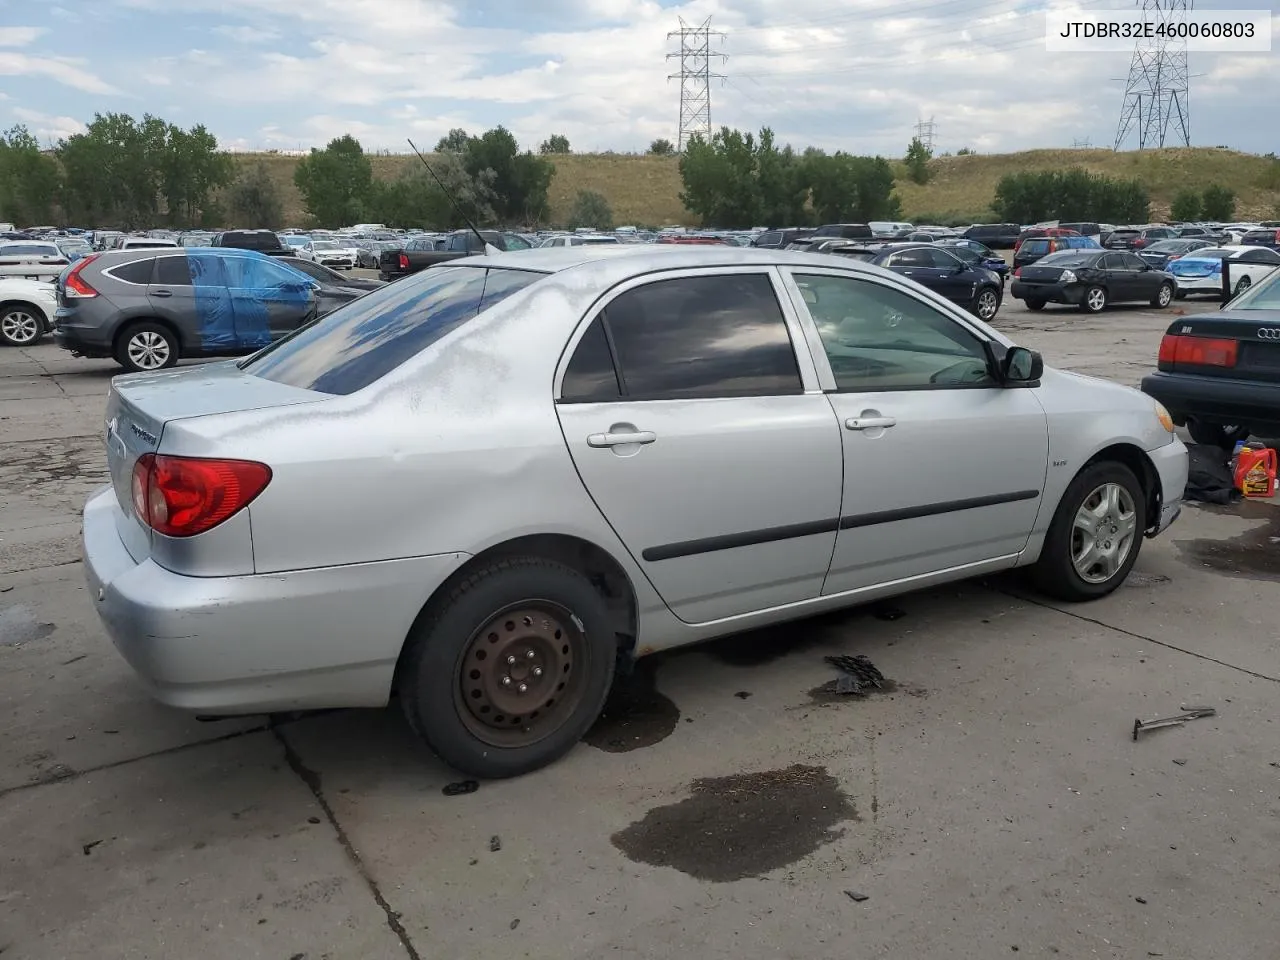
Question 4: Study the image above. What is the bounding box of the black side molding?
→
[839,490,1040,530]
[640,490,1041,562]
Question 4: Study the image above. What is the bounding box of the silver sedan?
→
[82,245,1188,778]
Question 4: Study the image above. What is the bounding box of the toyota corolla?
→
[83,246,1188,778]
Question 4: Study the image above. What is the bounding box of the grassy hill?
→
[232,147,1279,228]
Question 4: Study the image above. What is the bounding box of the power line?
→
[666,16,728,150]
[1114,0,1192,150]
[914,117,936,152]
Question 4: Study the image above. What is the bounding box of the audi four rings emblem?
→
[1258,328,1280,340]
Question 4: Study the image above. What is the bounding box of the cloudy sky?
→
[0,0,1274,157]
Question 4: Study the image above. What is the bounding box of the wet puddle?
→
[611,763,857,882]
[1177,500,1280,580]
[583,658,680,753]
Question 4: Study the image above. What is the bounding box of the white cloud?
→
[11,106,87,142]
[0,51,120,94]
[0,27,47,47]
[213,24,280,44]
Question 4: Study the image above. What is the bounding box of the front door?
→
[781,268,1049,594]
[222,252,315,347]
[554,269,845,624]
[185,250,237,352]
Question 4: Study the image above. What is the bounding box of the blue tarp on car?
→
[187,249,314,350]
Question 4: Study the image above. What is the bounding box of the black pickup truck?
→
[378,230,534,281]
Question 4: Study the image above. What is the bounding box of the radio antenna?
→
[406,138,499,256]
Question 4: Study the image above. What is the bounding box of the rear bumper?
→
[82,487,469,713]
[1147,437,1188,538]
[1169,274,1222,292]
[1010,280,1085,305]
[53,320,113,356]
[1141,371,1280,434]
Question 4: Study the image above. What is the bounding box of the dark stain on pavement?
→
[1177,500,1280,580]
[584,657,679,752]
[611,764,857,882]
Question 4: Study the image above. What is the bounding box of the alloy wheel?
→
[1086,288,1107,312]
[127,331,171,369]
[1,310,40,345]
[1071,482,1137,584]
[975,289,999,320]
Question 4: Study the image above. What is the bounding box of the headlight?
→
[1153,400,1175,433]
[1060,270,1078,283]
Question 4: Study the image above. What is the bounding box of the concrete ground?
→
[3,295,1279,960]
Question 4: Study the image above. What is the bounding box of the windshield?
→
[311,241,338,250]
[1146,240,1193,253]
[284,236,309,246]
[1227,267,1280,310]
[242,265,545,395]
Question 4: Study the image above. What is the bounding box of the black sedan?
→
[828,242,1003,320]
[1009,249,1175,313]
[1136,237,1214,270]
[277,255,385,315]
[1140,267,1280,447]
[934,238,1010,283]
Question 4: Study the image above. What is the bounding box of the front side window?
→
[243,266,544,395]
[222,255,307,289]
[596,274,803,400]
[792,272,995,391]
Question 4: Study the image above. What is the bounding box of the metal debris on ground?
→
[1132,706,1216,741]
[843,890,870,902]
[824,655,886,695]
[1172,758,1187,766]
[442,779,479,796]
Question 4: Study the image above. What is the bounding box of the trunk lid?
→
[104,361,328,561]
[1018,264,1069,283]
[1163,308,1280,382]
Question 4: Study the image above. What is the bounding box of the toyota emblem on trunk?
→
[1258,328,1280,339]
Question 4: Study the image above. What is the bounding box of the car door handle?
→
[151,289,173,298]
[845,416,896,431]
[587,431,657,448]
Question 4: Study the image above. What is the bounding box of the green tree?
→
[568,189,613,230]
[540,134,571,154]
[904,136,932,185]
[755,128,809,227]
[649,138,675,156]
[0,125,61,225]
[461,126,553,226]
[435,128,471,153]
[678,128,762,228]
[293,134,373,226]
[992,168,1148,223]
[1201,184,1236,221]
[161,123,233,226]
[227,162,284,229]
[1170,189,1202,222]
[367,153,498,229]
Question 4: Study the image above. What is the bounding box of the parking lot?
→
[2,295,1278,959]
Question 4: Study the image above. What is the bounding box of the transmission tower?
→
[666,17,727,150]
[914,117,936,152]
[1113,0,1192,150]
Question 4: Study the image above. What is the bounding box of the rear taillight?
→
[1158,334,1238,369]
[1013,267,1021,277]
[131,453,271,538]
[398,253,409,270]
[64,254,100,297]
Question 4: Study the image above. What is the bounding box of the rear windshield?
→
[1020,239,1050,255]
[1036,252,1099,267]
[1187,248,1233,260]
[243,265,545,395]
[1243,231,1277,242]
[1110,230,1140,237]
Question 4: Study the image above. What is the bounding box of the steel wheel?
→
[127,330,171,369]
[1,309,41,345]
[1071,482,1138,584]
[454,602,588,748]
[975,288,1000,320]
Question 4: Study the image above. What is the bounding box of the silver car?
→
[82,246,1188,778]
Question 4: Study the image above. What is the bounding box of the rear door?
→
[554,268,845,624]
[144,253,203,346]
[1115,252,1157,301]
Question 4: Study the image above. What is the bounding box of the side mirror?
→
[1002,346,1043,383]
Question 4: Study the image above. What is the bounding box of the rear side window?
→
[151,255,191,285]
[243,266,543,395]
[597,274,802,400]
[108,258,156,285]
[560,318,622,402]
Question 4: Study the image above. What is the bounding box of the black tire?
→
[1031,461,1146,602]
[1024,299,1046,311]
[1186,420,1249,449]
[114,321,179,373]
[0,302,46,346]
[971,286,1001,321]
[1080,285,1108,313]
[399,556,617,778]
[1151,282,1174,308]
[1235,275,1252,296]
